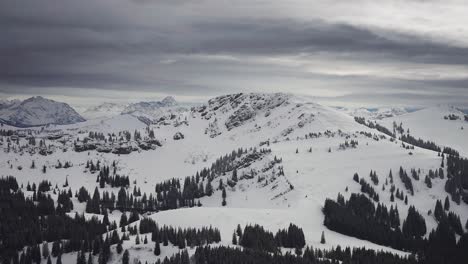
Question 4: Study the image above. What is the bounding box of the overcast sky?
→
[1,0,468,108]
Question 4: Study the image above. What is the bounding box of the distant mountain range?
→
[0,96,85,127]
[82,96,187,124]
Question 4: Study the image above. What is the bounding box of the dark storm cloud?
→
[0,0,467,105]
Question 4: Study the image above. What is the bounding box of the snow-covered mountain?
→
[1,93,467,264]
[381,105,468,156]
[0,98,21,110]
[337,106,409,120]
[121,96,187,124]
[81,96,183,122]
[0,96,85,127]
[81,102,128,119]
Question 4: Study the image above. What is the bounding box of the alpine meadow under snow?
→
[1,93,468,264]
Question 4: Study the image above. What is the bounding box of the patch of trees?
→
[324,192,468,263]
[274,224,306,249]
[445,155,468,204]
[402,206,426,238]
[369,170,379,185]
[234,223,306,252]
[400,134,440,152]
[399,167,414,195]
[172,244,420,264]
[0,178,107,263]
[338,140,358,150]
[444,114,460,120]
[358,178,380,202]
[55,160,72,169]
[139,218,221,249]
[399,134,460,157]
[96,164,130,188]
[238,224,278,252]
[433,199,464,235]
[354,117,395,137]
[323,193,425,251]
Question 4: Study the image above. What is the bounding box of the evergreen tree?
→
[205,181,213,196]
[444,196,450,211]
[116,243,123,254]
[42,242,50,259]
[154,241,161,256]
[232,168,238,182]
[353,173,359,183]
[122,250,129,264]
[120,213,128,228]
[434,200,445,222]
[402,206,426,238]
[56,254,62,264]
[320,231,326,244]
[222,188,227,206]
[232,232,237,245]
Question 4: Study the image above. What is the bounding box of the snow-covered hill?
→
[1,93,467,264]
[120,96,186,124]
[81,102,128,119]
[381,105,468,156]
[337,106,409,120]
[0,96,85,127]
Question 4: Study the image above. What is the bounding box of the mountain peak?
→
[0,96,85,127]
[161,96,177,106]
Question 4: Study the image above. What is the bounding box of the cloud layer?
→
[1,0,468,107]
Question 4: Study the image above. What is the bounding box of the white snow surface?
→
[381,105,468,156]
[2,93,468,263]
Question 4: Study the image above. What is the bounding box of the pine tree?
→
[320,231,326,244]
[232,168,238,182]
[353,173,359,182]
[56,254,62,264]
[205,180,213,196]
[222,188,227,206]
[122,250,129,264]
[232,232,237,245]
[236,224,243,238]
[47,256,52,264]
[444,196,450,211]
[76,251,86,264]
[42,242,50,259]
[154,241,161,256]
[120,213,128,228]
[116,243,123,254]
[87,253,93,264]
[435,199,445,222]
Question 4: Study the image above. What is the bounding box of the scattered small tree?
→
[320,231,326,244]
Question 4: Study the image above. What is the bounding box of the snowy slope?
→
[381,105,468,156]
[2,93,467,263]
[337,106,409,120]
[121,96,187,124]
[81,102,128,120]
[0,96,85,127]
